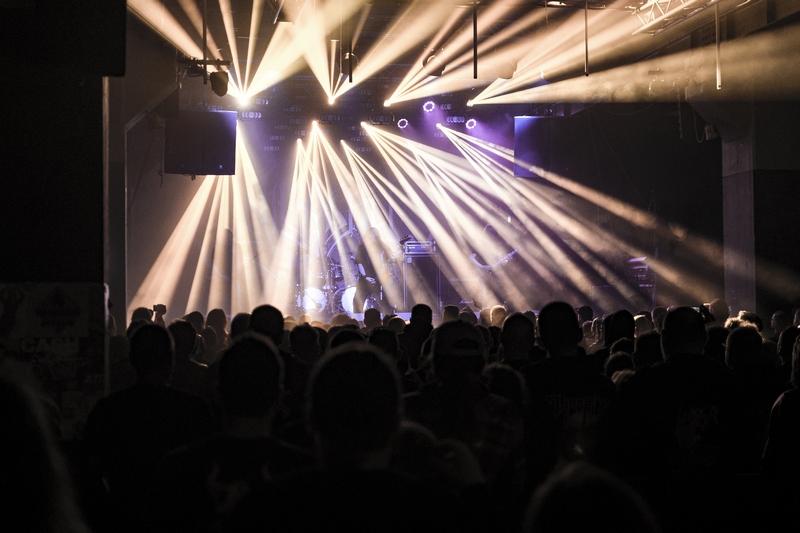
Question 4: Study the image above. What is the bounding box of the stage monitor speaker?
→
[164,111,237,176]
[403,255,440,312]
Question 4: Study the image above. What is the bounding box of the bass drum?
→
[337,286,358,314]
[297,287,327,312]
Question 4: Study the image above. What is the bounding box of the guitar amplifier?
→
[403,240,436,255]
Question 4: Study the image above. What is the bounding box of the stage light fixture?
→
[370,114,395,125]
[423,101,436,113]
[423,52,445,77]
[210,71,229,97]
[397,118,409,129]
[466,118,477,129]
[319,114,341,124]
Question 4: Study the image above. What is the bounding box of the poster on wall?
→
[0,283,107,441]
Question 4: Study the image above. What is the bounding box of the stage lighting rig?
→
[178,54,231,96]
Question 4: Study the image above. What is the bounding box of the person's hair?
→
[442,305,460,323]
[363,308,382,328]
[183,311,205,334]
[737,310,763,332]
[307,343,403,459]
[249,304,285,345]
[651,306,667,331]
[605,310,635,348]
[130,307,153,324]
[410,304,433,324]
[577,305,594,324]
[327,327,366,352]
[633,331,662,370]
[289,323,320,358]
[708,299,729,323]
[482,362,529,411]
[459,308,479,325]
[725,325,763,370]
[610,337,634,355]
[217,333,284,418]
[200,326,218,352]
[604,352,634,378]
[367,326,401,360]
[387,316,406,334]
[660,307,707,358]
[611,369,635,389]
[431,320,487,380]
[167,319,197,359]
[634,314,654,337]
[230,312,251,340]
[537,301,582,355]
[500,312,536,358]
[206,308,228,333]
[777,326,800,366]
[522,461,660,533]
[129,323,174,375]
[490,305,508,327]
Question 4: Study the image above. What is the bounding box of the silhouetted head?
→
[307,343,402,466]
[482,362,529,411]
[651,306,667,331]
[605,310,635,348]
[410,304,433,325]
[206,308,228,330]
[289,323,321,363]
[367,326,401,361]
[737,310,763,332]
[327,326,366,352]
[633,331,663,370]
[605,352,634,378]
[708,299,730,324]
[536,301,582,357]
[230,312,251,340]
[218,333,284,419]
[491,305,508,328]
[500,312,536,359]
[577,305,594,325]
[442,305,460,323]
[183,311,205,334]
[363,308,382,330]
[167,319,198,360]
[725,325,763,370]
[129,323,174,382]
[387,316,406,334]
[661,307,707,358]
[771,311,792,335]
[523,462,660,533]
[249,304,285,347]
[130,307,153,325]
[431,320,487,383]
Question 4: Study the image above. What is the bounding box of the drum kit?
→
[294,227,403,316]
[294,228,363,316]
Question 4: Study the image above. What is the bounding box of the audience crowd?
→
[5,296,800,532]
